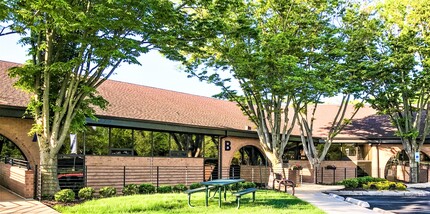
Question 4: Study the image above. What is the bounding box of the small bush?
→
[229,182,242,191]
[139,183,156,194]
[363,181,406,191]
[241,182,257,189]
[395,182,407,190]
[339,176,388,188]
[157,185,173,193]
[189,183,202,189]
[99,186,116,198]
[78,187,95,200]
[54,189,75,202]
[341,178,359,189]
[172,184,188,193]
[123,184,139,195]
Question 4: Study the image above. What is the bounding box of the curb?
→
[326,189,430,197]
[345,197,370,208]
[373,207,395,214]
[328,193,345,201]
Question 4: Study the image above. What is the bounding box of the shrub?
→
[99,186,116,198]
[172,184,188,193]
[339,176,388,188]
[341,178,359,189]
[189,183,202,189]
[229,182,242,191]
[363,181,406,191]
[395,183,407,190]
[122,184,139,195]
[54,189,75,202]
[78,187,95,200]
[241,182,257,189]
[157,185,173,193]
[139,183,156,194]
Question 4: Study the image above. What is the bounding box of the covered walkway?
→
[0,186,58,214]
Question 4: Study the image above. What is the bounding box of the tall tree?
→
[362,0,430,183]
[186,0,338,184]
[5,0,206,195]
[296,3,379,170]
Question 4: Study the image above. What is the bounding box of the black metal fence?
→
[2,156,30,169]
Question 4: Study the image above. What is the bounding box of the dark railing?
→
[2,156,30,169]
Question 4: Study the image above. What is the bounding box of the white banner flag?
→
[70,134,77,154]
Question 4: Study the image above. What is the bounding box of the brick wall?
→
[288,160,357,184]
[0,163,34,198]
[0,117,39,167]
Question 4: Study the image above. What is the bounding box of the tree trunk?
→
[39,145,60,197]
[267,160,284,189]
[409,158,418,183]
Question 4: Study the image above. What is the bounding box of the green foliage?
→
[54,189,75,202]
[78,187,95,200]
[340,179,359,189]
[228,183,242,191]
[339,176,387,188]
[157,185,172,193]
[395,183,407,190]
[99,187,116,198]
[241,182,257,189]
[4,0,213,195]
[0,135,25,159]
[189,183,203,189]
[172,184,188,193]
[361,180,406,191]
[139,183,156,194]
[122,184,139,196]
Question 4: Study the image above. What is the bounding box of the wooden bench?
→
[273,173,295,195]
[184,186,215,207]
[233,187,257,209]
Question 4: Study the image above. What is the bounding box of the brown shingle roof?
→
[0,60,396,138]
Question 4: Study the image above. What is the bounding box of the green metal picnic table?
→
[200,178,245,207]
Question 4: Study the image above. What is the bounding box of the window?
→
[153,132,170,157]
[134,130,152,156]
[83,126,109,155]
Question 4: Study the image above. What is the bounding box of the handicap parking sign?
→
[415,152,420,162]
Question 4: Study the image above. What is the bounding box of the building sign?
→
[415,152,420,162]
[225,141,231,151]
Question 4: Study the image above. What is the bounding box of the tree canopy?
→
[2,0,212,195]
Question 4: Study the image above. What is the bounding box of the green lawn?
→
[55,190,324,214]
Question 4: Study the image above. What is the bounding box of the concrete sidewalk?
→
[294,183,377,214]
[0,186,59,214]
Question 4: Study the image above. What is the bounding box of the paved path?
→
[0,186,59,214]
[294,183,377,214]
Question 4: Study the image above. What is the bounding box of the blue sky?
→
[0,33,342,103]
[0,34,222,98]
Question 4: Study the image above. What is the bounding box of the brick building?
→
[1,60,429,198]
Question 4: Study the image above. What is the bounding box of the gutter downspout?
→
[219,131,228,179]
[377,140,380,178]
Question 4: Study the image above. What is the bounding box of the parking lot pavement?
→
[344,195,430,214]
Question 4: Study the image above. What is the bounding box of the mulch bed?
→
[42,200,83,208]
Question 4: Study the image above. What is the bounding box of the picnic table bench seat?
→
[233,187,257,209]
[185,186,216,207]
